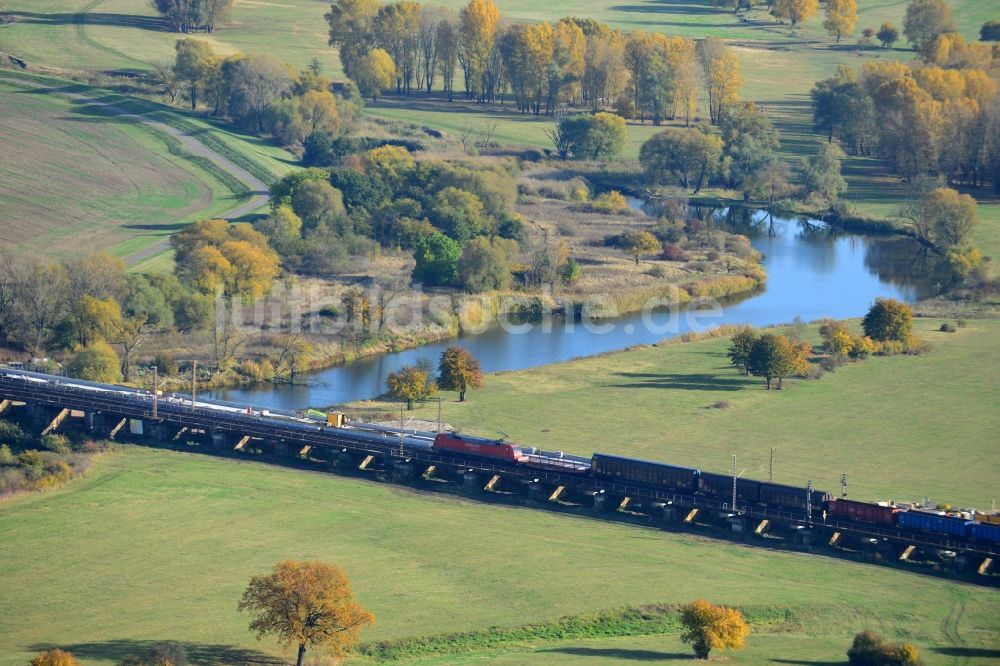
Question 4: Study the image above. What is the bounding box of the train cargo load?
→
[433,432,527,463]
[828,498,901,525]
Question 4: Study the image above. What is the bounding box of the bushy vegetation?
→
[847,630,923,666]
[0,421,98,498]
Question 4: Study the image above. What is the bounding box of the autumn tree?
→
[823,0,857,42]
[173,38,214,109]
[861,297,913,342]
[228,54,293,133]
[436,17,459,100]
[727,327,758,375]
[720,102,781,201]
[325,0,379,79]
[802,141,847,202]
[747,332,809,389]
[902,187,979,250]
[773,0,819,29]
[355,48,396,101]
[640,127,723,193]
[66,341,123,384]
[173,219,280,301]
[239,560,375,666]
[29,650,79,666]
[678,599,750,659]
[621,230,662,264]
[458,0,500,102]
[2,257,67,356]
[697,38,743,124]
[548,112,627,160]
[458,236,518,292]
[847,630,922,666]
[387,364,435,408]
[437,346,484,401]
[903,0,956,56]
[62,253,126,347]
[877,22,900,48]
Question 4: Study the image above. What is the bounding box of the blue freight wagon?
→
[969,520,1000,544]
[897,510,969,537]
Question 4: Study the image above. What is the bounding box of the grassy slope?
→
[0,78,237,258]
[0,70,296,259]
[0,446,996,666]
[350,318,1000,509]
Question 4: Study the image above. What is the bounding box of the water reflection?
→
[212,209,945,409]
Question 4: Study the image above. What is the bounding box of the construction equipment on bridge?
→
[41,408,70,436]
[299,445,312,457]
[234,435,250,451]
[684,508,699,523]
[0,399,10,414]
[422,465,436,479]
[109,418,127,439]
[829,532,842,546]
[173,427,188,441]
[900,545,916,561]
[549,485,566,502]
[755,519,770,535]
[978,557,992,575]
[327,412,345,427]
[618,497,632,511]
[484,475,501,491]
[359,454,374,470]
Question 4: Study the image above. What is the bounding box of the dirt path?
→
[0,75,270,265]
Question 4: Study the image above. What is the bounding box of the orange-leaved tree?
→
[679,599,750,659]
[238,560,375,666]
[437,346,484,402]
[29,650,80,666]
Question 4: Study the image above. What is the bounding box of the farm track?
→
[0,75,269,265]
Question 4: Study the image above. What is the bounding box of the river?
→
[211,207,945,409]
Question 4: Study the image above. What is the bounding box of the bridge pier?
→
[592,491,608,512]
[210,430,226,451]
[462,470,478,488]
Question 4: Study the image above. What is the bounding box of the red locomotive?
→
[433,432,528,463]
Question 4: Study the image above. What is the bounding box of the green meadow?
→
[0,446,996,665]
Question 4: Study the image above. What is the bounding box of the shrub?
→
[0,444,15,465]
[956,319,967,328]
[40,434,72,454]
[520,148,544,162]
[939,322,956,332]
[847,630,922,665]
[580,190,630,215]
[709,401,731,409]
[153,351,178,376]
[29,649,80,666]
[662,243,690,262]
[862,297,913,342]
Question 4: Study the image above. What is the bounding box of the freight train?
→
[1,368,997,546]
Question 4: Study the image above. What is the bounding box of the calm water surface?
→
[212,209,943,409]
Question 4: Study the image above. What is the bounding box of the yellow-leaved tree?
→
[679,599,750,659]
[29,650,80,666]
[823,0,857,42]
[238,560,375,666]
[773,0,819,29]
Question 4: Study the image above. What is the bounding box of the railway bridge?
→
[0,371,996,580]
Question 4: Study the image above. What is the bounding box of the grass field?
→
[349,318,1000,510]
[0,446,997,665]
[0,77,240,258]
[0,71,296,260]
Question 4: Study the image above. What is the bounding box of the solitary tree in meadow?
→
[727,327,758,376]
[678,599,750,659]
[387,364,436,409]
[238,560,375,666]
[823,0,857,42]
[621,230,662,264]
[438,346,484,401]
[861,298,913,343]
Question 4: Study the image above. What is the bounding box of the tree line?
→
[812,0,1000,192]
[326,0,746,124]
[151,0,233,33]
[163,40,357,148]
